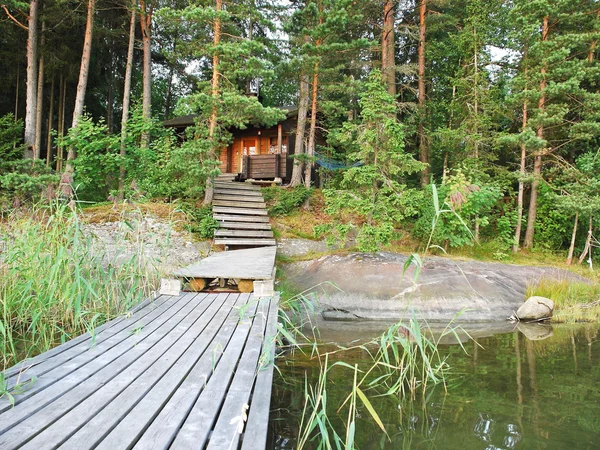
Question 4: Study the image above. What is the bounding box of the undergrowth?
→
[0,203,162,367]
[262,185,312,217]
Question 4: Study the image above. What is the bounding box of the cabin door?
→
[241,138,257,172]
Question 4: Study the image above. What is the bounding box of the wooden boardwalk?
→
[0,292,279,449]
[213,181,276,248]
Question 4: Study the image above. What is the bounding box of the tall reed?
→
[0,203,162,366]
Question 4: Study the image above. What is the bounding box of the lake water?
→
[268,322,600,449]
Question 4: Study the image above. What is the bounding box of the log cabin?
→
[164,107,299,182]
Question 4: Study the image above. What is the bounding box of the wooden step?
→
[215,229,274,238]
[213,189,264,197]
[213,195,265,203]
[214,214,270,223]
[213,182,260,191]
[213,207,268,216]
[214,238,277,246]
[213,200,266,209]
[219,222,272,230]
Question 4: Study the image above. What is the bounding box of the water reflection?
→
[269,323,600,449]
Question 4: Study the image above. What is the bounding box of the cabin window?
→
[243,139,257,156]
[269,136,288,154]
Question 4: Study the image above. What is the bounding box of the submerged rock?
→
[516,296,554,321]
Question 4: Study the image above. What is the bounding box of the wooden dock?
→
[213,181,276,248]
[0,292,279,449]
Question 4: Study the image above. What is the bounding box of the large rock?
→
[281,252,581,322]
[516,296,554,321]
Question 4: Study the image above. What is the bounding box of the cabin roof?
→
[163,106,298,128]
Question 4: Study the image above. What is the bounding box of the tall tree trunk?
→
[46,75,55,166]
[140,0,153,148]
[418,0,429,187]
[578,215,593,265]
[202,0,222,206]
[14,65,20,119]
[62,0,96,196]
[513,99,528,252]
[524,15,548,249]
[34,22,45,160]
[566,212,579,265]
[118,3,136,201]
[381,0,395,96]
[57,73,66,171]
[304,63,319,189]
[24,0,39,159]
[290,69,310,187]
[164,33,177,120]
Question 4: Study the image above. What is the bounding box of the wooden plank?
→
[0,295,182,411]
[214,214,270,223]
[99,294,255,450]
[169,296,264,449]
[219,221,272,230]
[2,295,167,380]
[213,182,260,191]
[215,230,274,238]
[213,195,265,203]
[212,200,266,209]
[173,247,276,280]
[215,238,276,246]
[213,188,263,197]
[22,294,238,450]
[213,206,268,216]
[241,295,279,450]
[205,297,269,450]
[0,293,210,441]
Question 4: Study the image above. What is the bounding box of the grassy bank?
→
[0,204,163,367]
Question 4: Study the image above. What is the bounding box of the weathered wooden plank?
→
[219,221,272,230]
[23,294,238,450]
[214,214,270,223]
[2,295,167,380]
[213,200,267,209]
[213,195,265,203]
[205,297,270,450]
[215,229,274,238]
[213,206,268,216]
[0,293,210,442]
[213,188,263,197]
[213,182,260,191]
[215,238,277,246]
[169,296,264,449]
[99,294,254,450]
[173,247,276,280]
[240,294,279,450]
[0,295,183,411]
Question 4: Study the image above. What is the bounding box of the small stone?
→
[516,296,554,321]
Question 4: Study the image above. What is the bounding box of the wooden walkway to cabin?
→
[0,292,279,449]
[213,179,276,248]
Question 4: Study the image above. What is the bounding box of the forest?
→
[1,0,600,259]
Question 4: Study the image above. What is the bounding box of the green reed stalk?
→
[0,203,163,367]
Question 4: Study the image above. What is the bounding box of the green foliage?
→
[0,204,161,366]
[61,115,120,201]
[413,172,503,249]
[323,71,424,252]
[0,114,59,201]
[180,203,219,239]
[263,186,312,217]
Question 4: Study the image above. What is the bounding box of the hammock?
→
[314,152,363,170]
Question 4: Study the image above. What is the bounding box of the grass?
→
[0,202,164,368]
[527,279,600,323]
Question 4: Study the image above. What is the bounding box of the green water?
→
[268,323,600,449]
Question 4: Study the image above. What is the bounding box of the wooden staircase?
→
[212,180,276,248]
